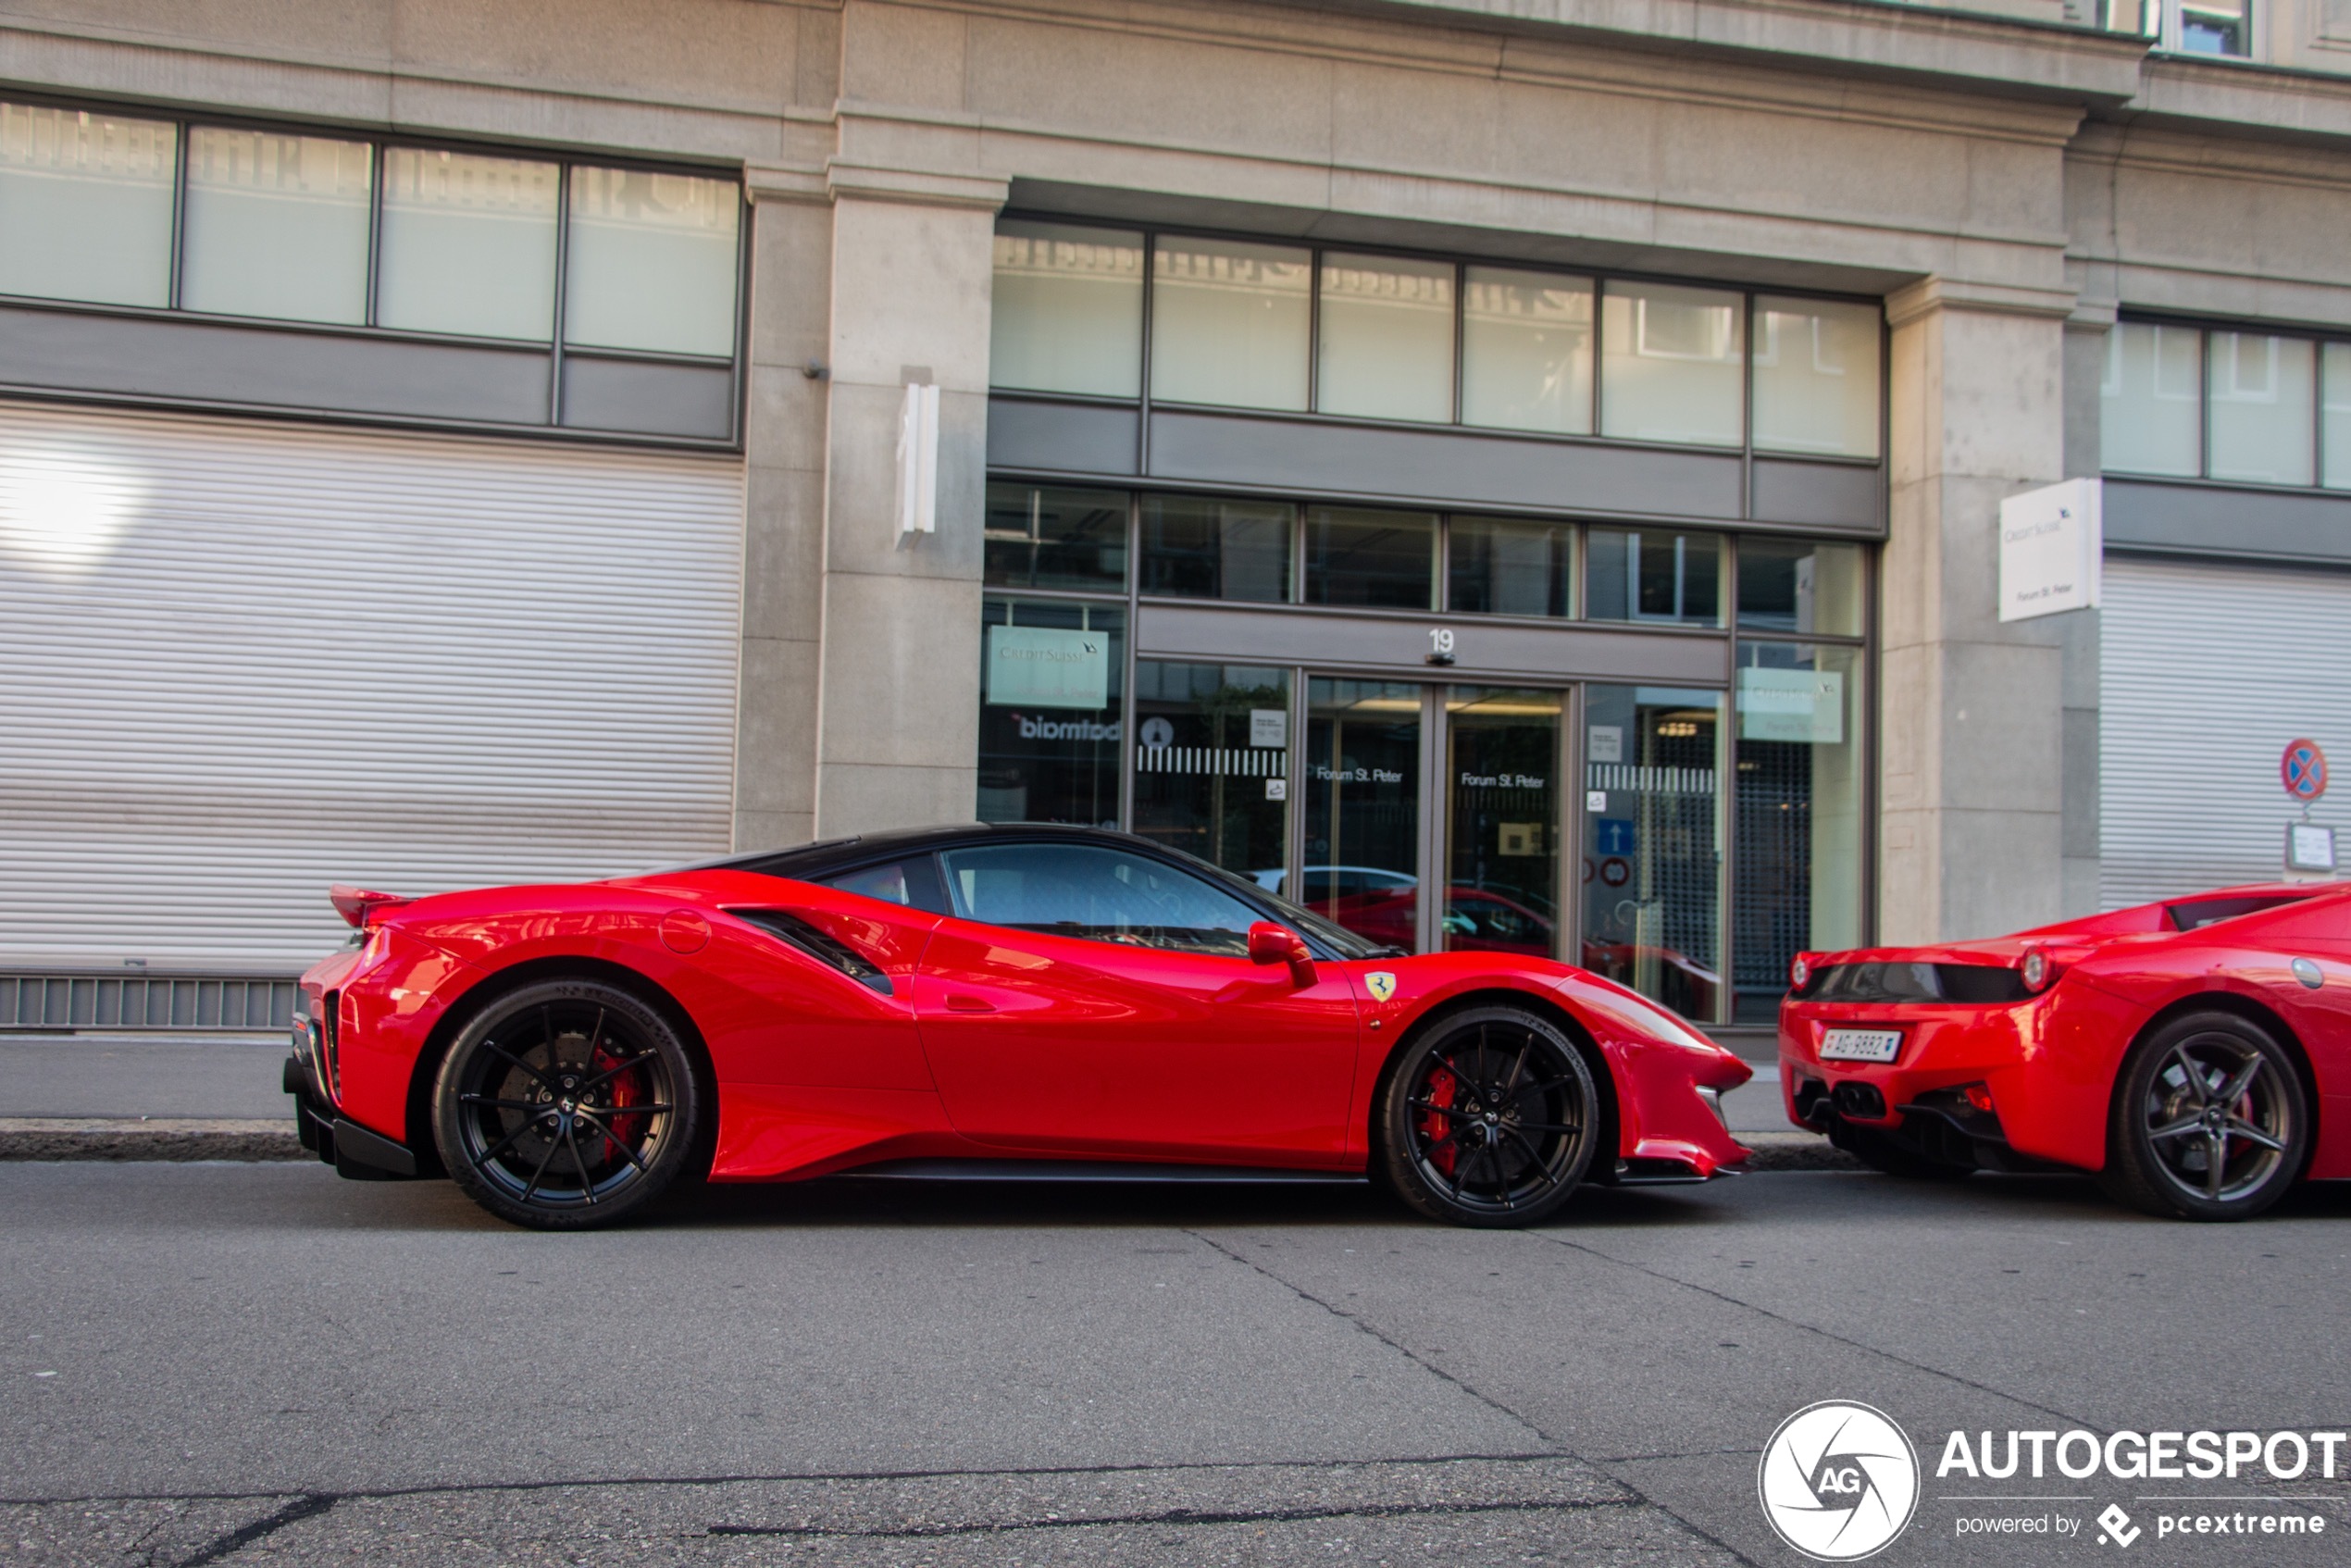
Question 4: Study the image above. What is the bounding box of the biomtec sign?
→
[1997,478,2102,623]
[986,625,1110,710]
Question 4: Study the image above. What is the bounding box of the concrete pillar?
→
[2059,302,2114,917]
[811,168,1007,836]
[1880,279,2077,942]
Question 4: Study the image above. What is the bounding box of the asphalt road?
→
[5,1161,2348,1567]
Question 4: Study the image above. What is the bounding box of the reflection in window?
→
[1304,506,1436,610]
[989,220,1144,397]
[1752,297,1881,459]
[1150,235,1311,410]
[1583,685,1723,1021]
[1445,688,1561,960]
[1305,678,1423,951]
[2100,321,2201,478]
[1139,494,1290,601]
[939,842,1260,955]
[2326,343,2351,492]
[565,167,740,357]
[1448,516,1574,618]
[977,598,1125,828]
[1736,538,1864,637]
[182,129,372,326]
[1461,268,1593,435]
[1734,642,1863,1023]
[984,483,1128,591]
[1315,253,1454,423]
[1599,281,1744,447]
[2208,331,2314,486]
[1132,661,1289,877]
[378,148,559,341]
[0,103,175,307]
[1586,529,1722,627]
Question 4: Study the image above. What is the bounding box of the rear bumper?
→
[282,1049,420,1180]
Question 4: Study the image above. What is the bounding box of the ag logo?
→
[1757,1400,1920,1562]
[1363,972,1397,1003]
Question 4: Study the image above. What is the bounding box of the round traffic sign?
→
[2283,739,2329,802]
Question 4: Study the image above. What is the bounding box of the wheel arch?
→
[1368,987,1622,1169]
[2109,989,2321,1181]
[402,953,716,1179]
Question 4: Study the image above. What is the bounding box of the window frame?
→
[2104,312,2351,493]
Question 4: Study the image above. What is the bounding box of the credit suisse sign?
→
[1997,478,2103,623]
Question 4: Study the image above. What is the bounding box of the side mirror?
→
[1248,921,1317,988]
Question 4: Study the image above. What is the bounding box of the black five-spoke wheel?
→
[2101,1011,2307,1222]
[434,978,703,1229]
[1376,1005,1599,1226]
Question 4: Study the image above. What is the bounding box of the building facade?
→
[1,0,2346,1034]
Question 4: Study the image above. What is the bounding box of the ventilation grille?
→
[0,971,297,1031]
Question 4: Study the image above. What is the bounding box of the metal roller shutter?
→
[0,401,743,969]
[2100,554,2351,910]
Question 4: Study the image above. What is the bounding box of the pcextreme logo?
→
[1759,1400,1922,1562]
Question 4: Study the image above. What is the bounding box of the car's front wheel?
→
[2099,1011,2307,1222]
[1375,1006,1599,1227]
[434,977,703,1230]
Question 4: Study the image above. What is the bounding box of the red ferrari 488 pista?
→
[286,825,1751,1229]
[1783,882,2351,1219]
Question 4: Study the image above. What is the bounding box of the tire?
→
[2098,1010,2307,1222]
[1375,1005,1599,1227]
[433,977,703,1230]
[1828,1122,1973,1182]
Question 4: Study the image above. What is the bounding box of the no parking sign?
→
[2282,739,2328,803]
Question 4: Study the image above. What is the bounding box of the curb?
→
[0,1118,306,1163]
[1735,1132,1863,1173]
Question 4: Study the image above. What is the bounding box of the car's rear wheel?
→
[2099,1011,2307,1222]
[434,977,702,1230]
[1376,1006,1598,1227]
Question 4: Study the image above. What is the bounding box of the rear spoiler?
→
[330,884,410,928]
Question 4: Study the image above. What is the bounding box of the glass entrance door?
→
[1301,678,1422,950]
[1580,685,1725,1020]
[1442,688,1561,960]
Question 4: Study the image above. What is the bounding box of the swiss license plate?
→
[1820,1027,1902,1064]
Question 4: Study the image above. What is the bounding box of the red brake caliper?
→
[1422,1067,1459,1176]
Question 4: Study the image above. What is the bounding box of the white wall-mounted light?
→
[895,380,939,541]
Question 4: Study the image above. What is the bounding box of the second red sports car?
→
[1783,882,2351,1219]
[286,824,1752,1229]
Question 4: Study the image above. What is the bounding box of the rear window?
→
[2165,894,2310,931]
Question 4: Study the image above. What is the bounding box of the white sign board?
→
[1737,667,1846,743]
[986,625,1110,710]
[2287,822,2338,874]
[1998,478,2102,622]
[1250,708,1287,749]
[1587,726,1623,764]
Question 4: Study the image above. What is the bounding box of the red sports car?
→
[1782,882,2351,1220]
[284,825,1751,1230]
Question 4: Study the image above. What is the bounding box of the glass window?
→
[1303,506,1436,610]
[1149,235,1311,410]
[0,103,175,307]
[1131,661,1290,879]
[1599,280,1743,447]
[939,841,1261,956]
[989,220,1143,397]
[1315,253,1453,423]
[180,128,372,325]
[985,483,1128,591]
[1587,528,1723,627]
[2324,342,2351,492]
[978,598,1125,828]
[1304,678,1423,952]
[1734,642,1864,1023]
[2208,331,2314,486]
[1736,538,1864,637]
[1138,494,1290,602]
[1461,267,1592,436]
[823,857,950,915]
[1752,296,1881,459]
[1448,516,1574,618]
[1582,685,1724,1021]
[1445,688,1561,959]
[2181,0,2249,53]
[2100,321,2201,478]
[564,167,740,356]
[378,147,559,340]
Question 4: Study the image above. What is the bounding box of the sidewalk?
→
[0,1033,305,1161]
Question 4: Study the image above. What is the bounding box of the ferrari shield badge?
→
[1364,972,1397,1003]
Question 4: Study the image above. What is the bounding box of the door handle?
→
[944,994,996,1013]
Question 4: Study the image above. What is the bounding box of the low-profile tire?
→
[2098,1010,2307,1222]
[1829,1122,1973,1182]
[434,977,703,1230]
[1375,1005,1599,1227]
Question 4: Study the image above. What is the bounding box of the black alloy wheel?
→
[1376,1005,1598,1227]
[434,977,703,1230]
[2100,1011,2307,1222]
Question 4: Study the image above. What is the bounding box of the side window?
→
[823,857,949,915]
[939,843,1262,956]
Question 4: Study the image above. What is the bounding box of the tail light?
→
[1789,953,1812,991]
[1963,1082,1996,1114]
[2021,949,2057,992]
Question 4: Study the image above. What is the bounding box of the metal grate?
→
[0,972,297,1031]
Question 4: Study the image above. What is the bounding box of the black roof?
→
[702,822,1160,884]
